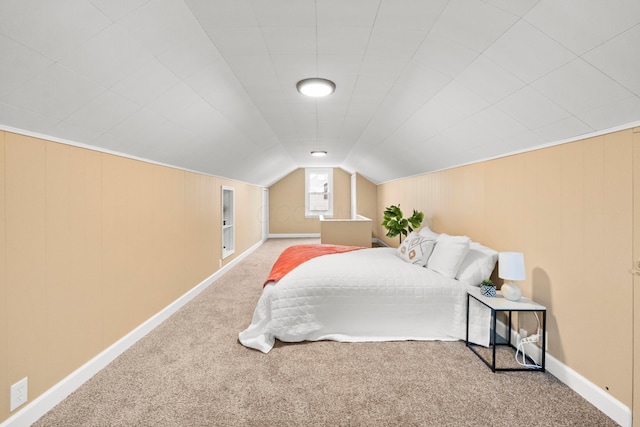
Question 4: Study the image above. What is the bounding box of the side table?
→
[466,288,546,372]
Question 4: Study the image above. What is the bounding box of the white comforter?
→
[239,247,490,353]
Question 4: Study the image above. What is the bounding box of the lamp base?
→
[501,282,522,301]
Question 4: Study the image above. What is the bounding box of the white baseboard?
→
[373,238,389,247]
[496,319,631,427]
[0,240,264,427]
[268,233,320,238]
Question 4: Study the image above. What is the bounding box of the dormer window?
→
[305,168,333,218]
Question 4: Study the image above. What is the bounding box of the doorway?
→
[633,128,639,427]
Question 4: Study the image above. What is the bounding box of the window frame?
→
[305,167,333,218]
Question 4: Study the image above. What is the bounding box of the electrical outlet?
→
[519,328,528,338]
[10,377,28,412]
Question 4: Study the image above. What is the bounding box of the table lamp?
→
[498,252,526,301]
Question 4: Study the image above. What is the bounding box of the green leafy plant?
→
[381,204,424,244]
[481,279,494,287]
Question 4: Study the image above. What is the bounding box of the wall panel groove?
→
[0,131,263,423]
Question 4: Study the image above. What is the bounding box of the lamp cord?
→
[515,312,541,368]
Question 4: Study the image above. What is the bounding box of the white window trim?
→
[305,167,333,218]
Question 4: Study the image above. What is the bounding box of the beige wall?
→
[320,216,372,248]
[377,128,635,407]
[0,131,263,422]
[269,167,352,234]
[354,173,378,238]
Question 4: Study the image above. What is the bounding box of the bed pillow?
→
[426,234,471,278]
[455,242,499,286]
[395,232,436,266]
[418,225,439,240]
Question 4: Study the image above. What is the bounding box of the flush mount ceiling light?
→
[310,150,327,157]
[296,78,336,97]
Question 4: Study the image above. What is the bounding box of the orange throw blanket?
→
[264,244,364,287]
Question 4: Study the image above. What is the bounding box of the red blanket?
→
[264,244,364,287]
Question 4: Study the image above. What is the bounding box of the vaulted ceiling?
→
[1,0,639,186]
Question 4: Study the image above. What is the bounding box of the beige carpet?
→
[34,238,618,426]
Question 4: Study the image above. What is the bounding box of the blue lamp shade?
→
[498,252,526,301]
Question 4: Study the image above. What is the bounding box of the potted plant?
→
[480,279,496,297]
[381,204,424,244]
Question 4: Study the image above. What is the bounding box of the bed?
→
[239,228,498,353]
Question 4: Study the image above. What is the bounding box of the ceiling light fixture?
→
[304,4,332,156]
[296,78,336,97]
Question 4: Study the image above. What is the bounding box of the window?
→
[305,168,333,217]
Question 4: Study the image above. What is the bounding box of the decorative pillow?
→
[426,234,471,278]
[455,242,499,286]
[395,232,437,266]
[418,225,439,240]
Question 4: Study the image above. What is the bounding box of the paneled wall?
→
[354,173,378,238]
[269,168,352,234]
[377,128,635,407]
[0,131,263,422]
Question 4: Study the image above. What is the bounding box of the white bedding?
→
[239,247,490,353]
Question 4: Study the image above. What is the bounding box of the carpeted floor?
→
[34,238,618,426]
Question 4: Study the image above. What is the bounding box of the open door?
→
[351,173,357,220]
[262,188,269,240]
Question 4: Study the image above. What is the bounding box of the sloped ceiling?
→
[0,0,639,186]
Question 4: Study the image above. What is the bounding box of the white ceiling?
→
[1,0,639,186]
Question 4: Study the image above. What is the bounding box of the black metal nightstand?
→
[466,288,546,372]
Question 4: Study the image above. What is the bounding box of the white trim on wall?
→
[378,120,640,185]
[0,124,263,187]
[0,240,264,427]
[495,320,630,427]
[350,173,357,220]
[268,233,320,238]
[262,188,269,241]
[374,238,389,247]
[304,167,334,218]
